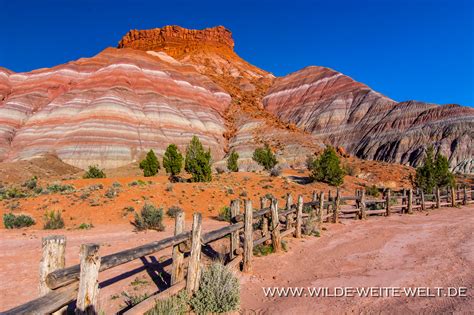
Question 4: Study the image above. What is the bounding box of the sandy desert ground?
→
[240,206,473,314]
[1,205,472,313]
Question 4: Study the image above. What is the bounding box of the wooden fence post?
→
[318,192,324,225]
[312,191,318,202]
[436,187,441,209]
[451,186,456,207]
[286,193,293,229]
[420,190,425,211]
[230,200,240,260]
[76,244,101,315]
[260,197,269,238]
[407,189,413,214]
[333,188,340,223]
[243,200,253,273]
[270,198,282,253]
[295,195,303,238]
[186,213,202,294]
[39,235,66,296]
[463,186,468,205]
[171,211,185,285]
[360,190,366,220]
[385,189,391,216]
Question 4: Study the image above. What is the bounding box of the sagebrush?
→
[190,262,240,314]
[134,204,164,231]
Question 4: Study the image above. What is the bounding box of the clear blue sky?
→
[1,0,472,106]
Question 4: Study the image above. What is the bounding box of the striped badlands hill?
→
[263,66,474,172]
[118,26,324,167]
[0,48,230,169]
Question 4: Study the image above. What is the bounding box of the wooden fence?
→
[4,185,473,314]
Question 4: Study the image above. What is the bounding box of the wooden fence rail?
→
[4,185,473,314]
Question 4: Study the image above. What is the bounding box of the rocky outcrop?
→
[263,66,474,171]
[0,48,230,169]
[118,25,234,58]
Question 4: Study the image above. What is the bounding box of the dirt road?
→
[240,206,473,314]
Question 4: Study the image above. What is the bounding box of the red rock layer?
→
[264,66,474,171]
[118,25,234,58]
[0,48,230,169]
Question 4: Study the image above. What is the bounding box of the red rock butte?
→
[0,25,473,172]
[118,25,235,58]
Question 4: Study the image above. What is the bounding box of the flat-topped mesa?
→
[118,25,234,58]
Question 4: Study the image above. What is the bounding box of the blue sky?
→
[1,0,472,106]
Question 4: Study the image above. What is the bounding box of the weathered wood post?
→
[407,189,413,214]
[285,193,294,229]
[436,187,441,208]
[260,197,269,238]
[230,200,240,260]
[76,244,101,315]
[451,186,456,207]
[360,190,366,219]
[312,191,318,202]
[186,213,202,294]
[463,186,468,205]
[328,190,332,214]
[333,188,340,223]
[385,189,391,216]
[420,190,425,211]
[402,189,406,209]
[318,191,324,225]
[171,211,185,285]
[456,186,460,203]
[295,195,303,238]
[270,198,282,252]
[243,200,253,272]
[39,235,66,296]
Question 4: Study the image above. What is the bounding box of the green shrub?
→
[0,187,27,200]
[3,213,35,229]
[23,176,38,190]
[253,244,274,256]
[166,206,183,218]
[140,150,160,177]
[78,223,94,230]
[121,291,150,307]
[415,146,455,193]
[310,146,344,186]
[134,204,164,231]
[47,183,75,193]
[217,206,231,222]
[163,144,183,176]
[43,211,65,230]
[185,136,212,182]
[190,262,240,314]
[253,144,277,171]
[227,150,239,172]
[83,165,106,179]
[146,291,189,315]
[104,186,120,199]
[365,185,380,197]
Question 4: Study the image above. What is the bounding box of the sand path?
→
[240,206,473,314]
